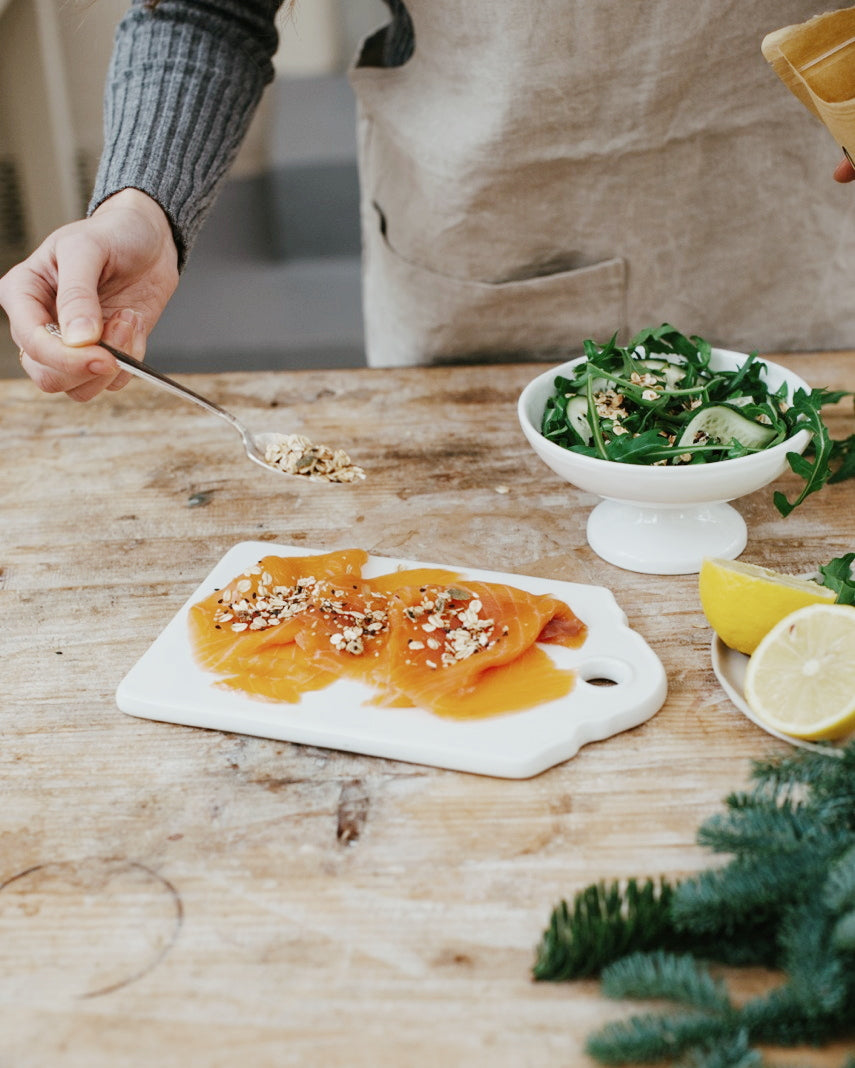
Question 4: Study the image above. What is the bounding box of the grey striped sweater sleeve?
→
[89,0,283,269]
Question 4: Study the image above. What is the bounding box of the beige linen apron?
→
[349,2,855,367]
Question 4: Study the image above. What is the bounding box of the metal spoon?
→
[45,323,364,482]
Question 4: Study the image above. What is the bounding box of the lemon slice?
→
[744,604,855,740]
[698,557,837,655]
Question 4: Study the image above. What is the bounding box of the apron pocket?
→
[363,225,627,366]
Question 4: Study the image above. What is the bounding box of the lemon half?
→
[744,604,855,740]
[698,557,837,655]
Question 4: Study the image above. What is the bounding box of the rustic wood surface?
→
[1,354,853,1067]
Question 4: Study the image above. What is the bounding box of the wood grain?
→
[1,354,853,1067]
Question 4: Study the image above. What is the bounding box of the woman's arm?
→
[0,0,283,398]
[92,0,283,268]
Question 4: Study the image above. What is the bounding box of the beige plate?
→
[710,636,849,754]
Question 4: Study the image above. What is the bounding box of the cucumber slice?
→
[565,395,593,444]
[678,405,776,450]
[566,375,610,394]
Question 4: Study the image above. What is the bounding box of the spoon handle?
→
[44,323,268,467]
[96,339,247,434]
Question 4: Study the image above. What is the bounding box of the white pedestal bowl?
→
[517,348,812,575]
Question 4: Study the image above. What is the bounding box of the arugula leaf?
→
[602,429,672,463]
[772,388,840,517]
[829,432,855,484]
[726,351,761,394]
[817,553,855,606]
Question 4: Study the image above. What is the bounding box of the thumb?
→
[55,234,107,346]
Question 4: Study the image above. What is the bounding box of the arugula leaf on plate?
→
[817,552,855,606]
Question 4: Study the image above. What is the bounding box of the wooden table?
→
[2,354,852,1067]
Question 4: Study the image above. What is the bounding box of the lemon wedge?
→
[744,604,855,740]
[698,557,837,655]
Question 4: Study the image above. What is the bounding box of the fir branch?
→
[748,745,855,811]
[696,798,832,857]
[747,746,838,786]
[532,878,680,981]
[586,1010,733,1065]
[670,849,832,939]
[537,742,855,1064]
[831,909,855,951]
[778,904,850,1016]
[600,950,730,1012]
[721,790,763,811]
[678,1029,761,1068]
[738,982,853,1047]
[823,844,855,912]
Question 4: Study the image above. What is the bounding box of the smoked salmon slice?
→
[293,567,463,688]
[365,580,586,717]
[187,551,587,718]
[188,549,367,683]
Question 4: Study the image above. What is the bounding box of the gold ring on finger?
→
[18,347,25,363]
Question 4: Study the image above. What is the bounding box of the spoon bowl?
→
[45,324,364,483]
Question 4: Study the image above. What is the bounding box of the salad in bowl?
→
[518,325,849,574]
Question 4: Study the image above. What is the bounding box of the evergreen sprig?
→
[600,950,729,1012]
[695,796,833,856]
[534,741,855,1065]
[669,843,843,938]
[679,1030,772,1068]
[532,878,681,980]
[823,844,855,912]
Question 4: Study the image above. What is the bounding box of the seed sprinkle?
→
[263,433,365,483]
[404,587,498,668]
[212,573,499,665]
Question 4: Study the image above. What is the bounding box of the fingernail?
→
[108,317,134,350]
[64,317,97,345]
[87,359,113,376]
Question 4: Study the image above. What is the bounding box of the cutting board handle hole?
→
[578,657,631,688]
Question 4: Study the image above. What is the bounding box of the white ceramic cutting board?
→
[116,542,667,778]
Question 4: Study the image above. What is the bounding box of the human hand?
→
[833,154,855,183]
[0,189,179,401]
